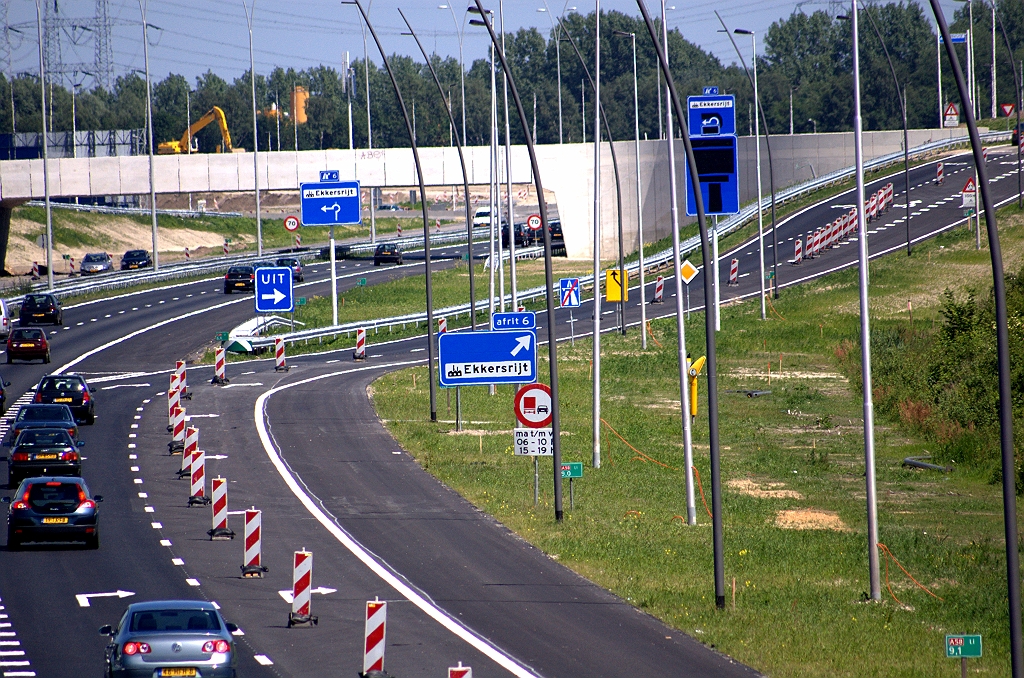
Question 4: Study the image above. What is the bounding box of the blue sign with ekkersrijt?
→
[688,94,736,137]
[438,330,537,387]
[300,179,361,226]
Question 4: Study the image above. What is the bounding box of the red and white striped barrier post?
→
[274,337,288,372]
[288,550,317,627]
[396,222,402,237]
[167,387,180,431]
[69,257,75,276]
[449,663,472,678]
[168,406,185,453]
[435,218,441,234]
[353,328,366,361]
[363,599,387,673]
[437,317,447,334]
[869,193,878,221]
[295,233,302,248]
[31,261,39,279]
[983,146,989,163]
[728,258,739,286]
[812,229,822,256]
[211,347,229,385]
[885,183,894,209]
[188,450,210,507]
[179,426,198,477]
[241,508,268,577]
[176,361,190,400]
[208,477,235,540]
[793,238,803,264]
[184,247,190,262]
[223,240,229,255]
[936,162,944,185]
[1019,136,1024,157]
[652,276,665,304]
[849,209,858,235]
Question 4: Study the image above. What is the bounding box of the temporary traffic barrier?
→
[295,233,301,248]
[31,262,39,279]
[211,347,229,385]
[176,361,190,400]
[868,193,878,221]
[184,247,190,262]
[168,406,185,453]
[793,238,803,264]
[435,218,441,234]
[449,663,472,678]
[363,599,387,673]
[1019,136,1024,156]
[353,328,366,361]
[274,337,288,372]
[396,222,402,237]
[728,258,738,286]
[438,317,447,334]
[167,387,180,431]
[241,508,268,577]
[884,183,894,209]
[983,146,989,163]
[69,258,75,276]
[936,162,944,185]
[208,477,235,540]
[188,450,210,507]
[288,550,317,627]
[652,276,665,304]
[223,240,229,256]
[180,426,198,477]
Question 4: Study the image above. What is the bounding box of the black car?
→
[223,265,255,294]
[6,428,83,486]
[18,294,62,325]
[373,243,403,266]
[0,373,11,412]
[8,404,78,445]
[120,249,152,270]
[319,244,353,260]
[33,374,95,424]
[4,476,101,548]
[1012,123,1024,147]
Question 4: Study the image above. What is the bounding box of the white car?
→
[473,207,492,228]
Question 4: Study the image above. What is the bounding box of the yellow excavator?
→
[157,106,235,154]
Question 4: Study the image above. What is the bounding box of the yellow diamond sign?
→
[680,259,699,284]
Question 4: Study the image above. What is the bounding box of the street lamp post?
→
[538,2,574,144]
[735,29,766,320]
[242,0,262,258]
[32,0,53,289]
[438,4,466,147]
[808,118,817,133]
[139,0,159,271]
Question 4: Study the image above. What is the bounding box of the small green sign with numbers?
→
[560,462,583,479]
[215,332,229,342]
[357,278,367,287]
[296,297,306,306]
[946,635,982,658]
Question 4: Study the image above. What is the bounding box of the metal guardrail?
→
[239,130,1009,350]
[26,201,244,219]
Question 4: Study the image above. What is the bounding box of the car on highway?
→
[6,328,50,364]
[33,374,96,424]
[275,257,304,282]
[223,265,254,294]
[377,203,405,211]
[373,243,403,266]
[4,476,101,549]
[319,243,353,260]
[100,600,239,677]
[0,373,11,412]
[6,428,84,486]
[472,206,492,227]
[8,404,78,444]
[18,293,62,325]
[120,249,152,270]
[1013,123,1024,147]
[80,252,114,275]
[0,299,11,339]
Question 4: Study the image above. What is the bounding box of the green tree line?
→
[0,3,1017,154]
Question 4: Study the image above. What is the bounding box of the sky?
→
[5,0,967,89]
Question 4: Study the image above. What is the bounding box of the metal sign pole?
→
[330,224,338,326]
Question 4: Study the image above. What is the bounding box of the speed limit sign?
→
[526,214,542,231]
[283,215,300,232]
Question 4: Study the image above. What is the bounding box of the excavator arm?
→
[157,106,233,154]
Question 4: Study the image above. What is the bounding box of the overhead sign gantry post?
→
[300,173,361,325]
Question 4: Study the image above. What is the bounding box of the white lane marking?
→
[221,383,263,389]
[185,579,200,587]
[134,478,143,484]
[100,383,151,390]
[128,454,137,459]
[253,655,274,666]
[241,371,256,375]
[160,539,172,546]
[75,591,135,608]
[137,492,147,498]
[410,348,426,353]
[135,407,144,412]
[255,363,535,678]
[151,522,161,529]
[144,506,154,513]
[171,558,184,566]
[130,466,140,472]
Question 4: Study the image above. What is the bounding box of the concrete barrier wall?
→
[0,127,973,259]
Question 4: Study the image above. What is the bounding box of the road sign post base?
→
[188,495,212,508]
[287,612,318,628]
[353,353,366,362]
[210,376,230,385]
[240,564,268,578]
[208,527,235,541]
[360,671,395,678]
[168,441,184,454]
[274,365,290,372]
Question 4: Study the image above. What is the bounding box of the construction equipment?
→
[157,106,234,154]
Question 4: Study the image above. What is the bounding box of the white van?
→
[473,207,492,228]
[0,299,11,338]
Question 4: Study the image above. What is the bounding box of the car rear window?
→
[11,329,43,340]
[15,429,74,447]
[17,406,73,422]
[27,481,82,509]
[276,259,297,266]
[39,378,84,392]
[228,266,253,275]
[23,295,53,308]
[130,610,221,632]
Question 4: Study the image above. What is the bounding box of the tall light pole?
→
[499,0,518,308]
[139,0,159,271]
[591,0,602,469]
[615,29,646,350]
[438,4,466,148]
[735,29,766,320]
[991,2,997,119]
[538,2,574,144]
[33,0,53,289]
[242,0,262,257]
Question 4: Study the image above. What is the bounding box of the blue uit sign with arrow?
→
[300,177,361,226]
[254,267,294,313]
[438,330,537,387]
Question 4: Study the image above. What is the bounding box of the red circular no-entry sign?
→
[514,383,553,428]
[284,215,300,232]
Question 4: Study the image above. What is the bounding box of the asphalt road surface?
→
[0,149,1013,677]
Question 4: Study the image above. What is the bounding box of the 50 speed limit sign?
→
[526,214,542,231]
[284,215,300,232]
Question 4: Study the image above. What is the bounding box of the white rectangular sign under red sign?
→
[514,429,553,456]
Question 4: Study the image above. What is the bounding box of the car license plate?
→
[35,453,58,460]
[32,313,44,317]
[160,669,197,677]
[235,282,245,287]
[17,343,33,347]
[130,264,138,269]
[54,397,73,403]
[42,517,68,524]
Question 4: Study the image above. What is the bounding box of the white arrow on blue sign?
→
[300,179,361,226]
[254,267,294,313]
[438,330,537,387]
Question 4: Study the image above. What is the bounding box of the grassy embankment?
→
[369,206,1024,677]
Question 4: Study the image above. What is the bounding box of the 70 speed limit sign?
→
[284,215,300,232]
[526,214,542,231]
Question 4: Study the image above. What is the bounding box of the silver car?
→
[81,252,113,275]
[101,601,238,678]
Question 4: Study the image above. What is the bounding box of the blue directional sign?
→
[940,33,968,44]
[492,311,535,331]
[300,179,361,226]
[685,135,740,216]
[320,169,340,182]
[559,278,581,308]
[254,267,294,313]
[702,86,720,95]
[688,94,736,137]
[438,330,537,387]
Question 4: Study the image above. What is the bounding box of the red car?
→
[7,328,50,364]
